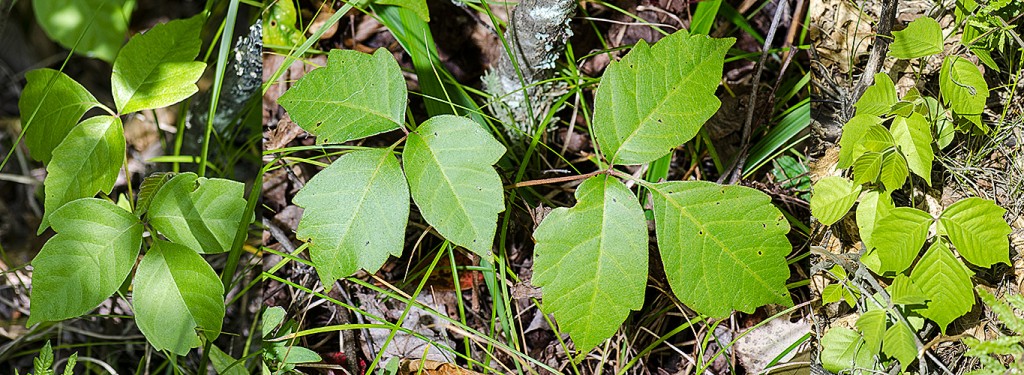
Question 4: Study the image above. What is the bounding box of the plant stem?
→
[506,169,605,189]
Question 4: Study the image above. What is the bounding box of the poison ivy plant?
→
[811,17,1013,370]
[262,306,323,374]
[20,14,254,357]
[279,27,796,355]
[280,49,507,289]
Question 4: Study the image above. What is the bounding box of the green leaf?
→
[871,207,932,274]
[650,181,792,316]
[111,15,207,113]
[275,345,322,364]
[147,173,251,254]
[855,73,897,116]
[403,115,506,259]
[820,327,875,373]
[888,274,928,305]
[856,309,887,354]
[852,152,882,186]
[822,284,857,307]
[210,345,249,375]
[28,198,143,325]
[856,190,894,250]
[532,175,648,352]
[939,197,1011,267]
[838,114,892,169]
[878,150,909,191]
[939,55,989,130]
[32,0,133,62]
[133,240,225,356]
[592,30,734,165]
[135,172,173,217]
[910,240,975,334]
[263,0,306,47]
[294,149,409,288]
[890,113,934,185]
[40,115,125,233]
[376,0,429,21]
[810,176,862,226]
[18,69,100,163]
[262,306,286,338]
[883,320,919,371]
[278,48,407,144]
[890,17,943,59]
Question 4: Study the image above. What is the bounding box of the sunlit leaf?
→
[133,240,225,356]
[147,173,251,254]
[294,148,409,288]
[911,240,975,334]
[939,55,989,130]
[856,309,887,354]
[890,113,934,185]
[852,152,882,186]
[856,190,893,250]
[593,30,734,165]
[650,181,792,317]
[820,327,876,373]
[878,150,909,191]
[883,320,919,371]
[40,115,125,233]
[111,15,207,113]
[890,16,943,59]
[939,197,1011,267]
[872,207,932,274]
[278,48,407,144]
[18,69,100,163]
[855,73,897,117]
[403,115,506,258]
[28,198,143,325]
[838,114,892,169]
[810,176,862,226]
[532,175,648,352]
[32,0,133,62]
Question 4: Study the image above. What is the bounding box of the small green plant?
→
[811,14,1013,372]
[261,306,322,375]
[14,341,77,375]
[277,28,798,356]
[18,14,253,356]
[963,287,1024,374]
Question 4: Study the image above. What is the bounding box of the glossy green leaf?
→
[147,173,251,254]
[890,17,943,59]
[852,152,882,186]
[532,175,648,352]
[872,207,932,274]
[856,309,887,354]
[879,150,909,191]
[278,48,407,144]
[133,240,225,356]
[890,113,934,185]
[28,198,143,325]
[209,345,249,375]
[403,115,506,258]
[32,0,133,62]
[888,274,928,305]
[18,69,100,163]
[855,73,897,117]
[910,240,975,334]
[883,320,918,371]
[111,15,207,113]
[650,181,792,317]
[810,176,862,226]
[822,284,857,307]
[939,197,1011,267]
[939,55,989,130]
[294,149,409,288]
[838,114,892,169]
[40,115,125,233]
[856,190,893,250]
[593,30,734,165]
[820,327,875,373]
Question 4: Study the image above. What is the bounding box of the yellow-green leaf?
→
[872,207,932,274]
[810,176,862,226]
[890,17,943,59]
[910,240,975,334]
[939,197,1011,267]
[18,69,100,163]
